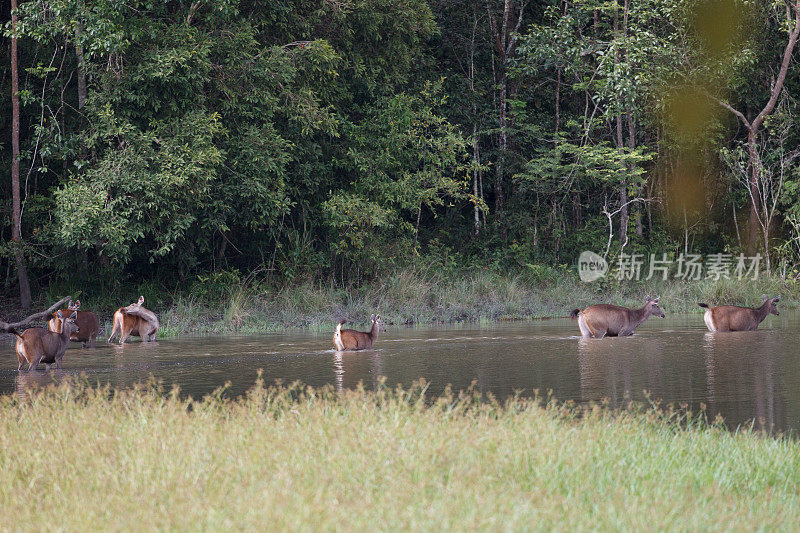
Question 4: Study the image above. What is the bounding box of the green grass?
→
[1,379,798,530]
[37,267,800,337]
[154,268,798,336]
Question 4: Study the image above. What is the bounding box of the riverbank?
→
[2,269,793,337]
[154,269,798,335]
[1,379,797,530]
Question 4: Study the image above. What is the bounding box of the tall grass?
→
[154,268,799,335]
[1,379,798,530]
[36,267,799,336]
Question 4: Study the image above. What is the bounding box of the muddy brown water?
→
[2,312,799,433]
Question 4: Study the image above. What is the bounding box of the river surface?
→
[2,312,799,433]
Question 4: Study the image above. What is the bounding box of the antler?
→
[0,296,71,333]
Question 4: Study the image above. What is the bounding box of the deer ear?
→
[138,296,145,305]
[762,294,768,301]
[57,310,63,319]
[75,300,81,308]
[370,314,375,322]
[652,296,660,303]
[70,311,78,319]
[68,300,73,308]
[774,295,781,302]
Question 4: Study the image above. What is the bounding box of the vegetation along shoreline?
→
[0,269,792,340]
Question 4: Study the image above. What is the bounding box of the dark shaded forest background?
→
[2,0,799,307]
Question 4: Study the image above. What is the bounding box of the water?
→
[3,312,799,433]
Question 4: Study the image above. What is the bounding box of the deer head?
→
[645,296,665,318]
[762,294,781,316]
[371,314,386,332]
[58,310,80,336]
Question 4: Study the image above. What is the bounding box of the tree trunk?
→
[11,0,32,310]
[627,108,642,236]
[470,9,481,237]
[747,128,762,253]
[487,0,525,234]
[614,1,628,245]
[473,124,481,236]
[75,23,87,109]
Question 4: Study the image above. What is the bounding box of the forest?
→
[2,0,799,309]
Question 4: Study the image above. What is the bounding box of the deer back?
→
[339,329,374,350]
[709,306,762,332]
[16,327,69,364]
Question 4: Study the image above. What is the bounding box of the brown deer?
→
[107,296,159,344]
[11,310,80,372]
[570,296,665,338]
[698,295,780,332]
[333,315,385,351]
[48,299,100,348]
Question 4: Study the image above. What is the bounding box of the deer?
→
[569,296,665,338]
[698,295,780,332]
[47,299,100,348]
[107,296,160,344]
[11,310,80,372]
[333,315,385,351]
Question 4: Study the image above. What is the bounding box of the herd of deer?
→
[8,296,159,372]
[2,293,783,373]
[570,294,781,337]
[333,295,782,347]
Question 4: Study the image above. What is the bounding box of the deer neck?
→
[58,325,73,346]
[369,322,379,340]
[754,302,770,324]
[630,306,650,327]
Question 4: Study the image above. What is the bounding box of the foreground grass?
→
[0,380,798,531]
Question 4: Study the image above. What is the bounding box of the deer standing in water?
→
[11,310,80,371]
[48,299,100,348]
[107,296,160,344]
[570,296,665,338]
[333,315,385,351]
[698,295,780,332]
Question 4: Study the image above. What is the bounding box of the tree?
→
[487,0,528,229]
[716,0,800,252]
[721,99,799,273]
[10,0,32,309]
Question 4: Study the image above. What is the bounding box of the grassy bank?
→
[154,269,799,335]
[30,267,799,336]
[0,379,798,530]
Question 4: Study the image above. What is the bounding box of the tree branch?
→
[714,97,752,131]
[751,0,800,132]
[186,0,202,26]
[1,296,72,333]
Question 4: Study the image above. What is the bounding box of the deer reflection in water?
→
[577,336,676,409]
[703,331,786,432]
[332,350,384,393]
[14,370,65,400]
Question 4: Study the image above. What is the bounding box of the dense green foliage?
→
[2,0,799,301]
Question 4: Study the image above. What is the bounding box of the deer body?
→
[107,296,159,344]
[570,297,665,338]
[12,310,79,372]
[333,315,384,351]
[47,300,100,348]
[699,295,780,332]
